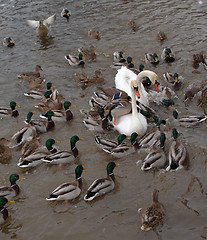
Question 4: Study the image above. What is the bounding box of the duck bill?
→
[134,89,140,98]
[116,163,120,167]
[55,140,60,144]
[169,53,172,57]
[175,77,178,82]
[71,104,76,107]
[8,200,15,204]
[83,167,87,170]
[51,84,55,88]
[16,104,21,108]
[19,176,25,180]
[154,83,159,93]
[79,138,84,141]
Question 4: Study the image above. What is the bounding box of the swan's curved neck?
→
[131,86,138,116]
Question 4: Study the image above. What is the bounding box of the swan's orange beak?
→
[154,81,159,93]
[134,88,140,98]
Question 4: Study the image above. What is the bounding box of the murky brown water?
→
[0,0,207,239]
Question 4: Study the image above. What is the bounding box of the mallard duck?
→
[3,37,15,47]
[26,110,56,133]
[163,72,181,86]
[27,14,56,38]
[197,85,207,107]
[74,73,89,83]
[127,20,138,32]
[166,128,186,171]
[156,31,167,41]
[84,162,119,201]
[113,51,126,63]
[88,30,100,40]
[28,77,45,89]
[46,165,86,201]
[82,108,112,132]
[161,47,175,63]
[19,137,40,162]
[43,136,84,165]
[95,134,127,151]
[102,132,139,157]
[140,189,165,231]
[18,65,43,80]
[40,101,75,122]
[141,133,166,171]
[24,82,55,99]
[162,99,175,108]
[145,53,159,65]
[0,197,14,224]
[65,52,85,66]
[0,138,11,163]
[61,8,71,21]
[137,120,166,148]
[113,80,148,136]
[78,46,96,60]
[0,101,20,118]
[17,138,59,168]
[35,89,63,112]
[115,66,160,106]
[172,110,207,127]
[88,70,104,84]
[184,82,204,102]
[11,124,37,147]
[192,52,204,68]
[0,174,25,198]
[112,56,135,69]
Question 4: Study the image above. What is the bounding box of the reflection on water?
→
[38,36,55,51]
[0,0,207,240]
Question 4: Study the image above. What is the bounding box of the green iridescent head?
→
[127,56,133,63]
[63,101,71,110]
[26,111,35,123]
[173,110,178,119]
[159,132,166,148]
[10,101,18,110]
[70,136,83,149]
[130,132,138,144]
[75,165,85,179]
[172,128,178,139]
[9,174,25,185]
[44,110,54,120]
[97,107,105,119]
[139,64,145,72]
[78,52,84,60]
[166,48,172,55]
[119,51,124,58]
[106,162,119,175]
[45,139,56,151]
[117,134,127,145]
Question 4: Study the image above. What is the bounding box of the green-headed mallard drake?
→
[102,132,139,157]
[156,31,167,41]
[113,51,126,63]
[24,82,55,99]
[40,101,75,122]
[61,8,71,21]
[65,52,85,66]
[88,30,100,40]
[161,47,175,63]
[35,89,63,112]
[78,46,96,60]
[112,56,135,69]
[46,165,86,201]
[0,138,11,163]
[18,65,43,80]
[0,197,14,224]
[163,72,182,86]
[162,99,175,109]
[82,109,112,132]
[26,110,56,133]
[3,37,15,47]
[0,101,20,118]
[145,53,159,65]
[166,128,186,171]
[0,174,25,198]
[140,189,165,231]
[95,134,127,151]
[42,136,84,165]
[27,14,56,38]
[84,162,119,201]
[172,109,207,127]
[141,133,166,171]
[17,138,59,168]
[137,119,166,148]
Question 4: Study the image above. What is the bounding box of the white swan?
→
[114,80,148,136]
[115,66,159,106]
